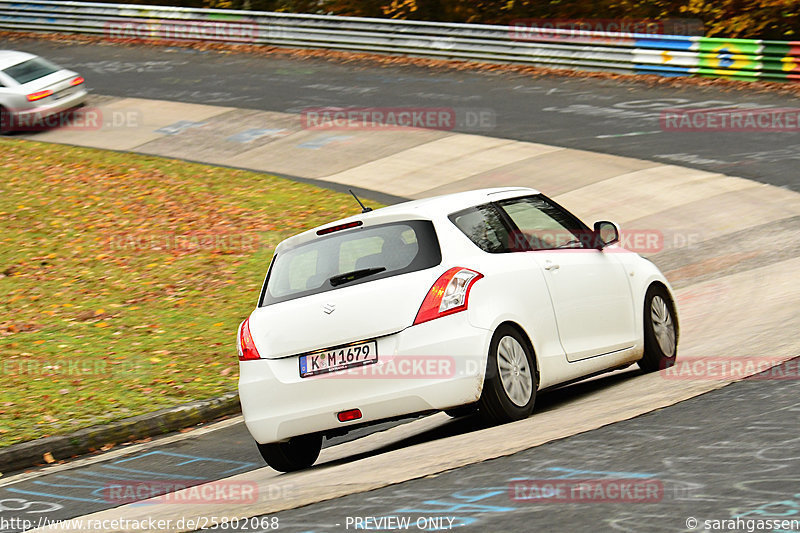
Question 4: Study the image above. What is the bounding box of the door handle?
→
[544,260,560,271]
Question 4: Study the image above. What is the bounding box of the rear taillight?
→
[70,76,85,86]
[413,267,483,325]
[27,90,53,102]
[237,317,261,361]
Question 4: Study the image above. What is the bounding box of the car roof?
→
[276,187,540,252]
[0,50,38,70]
[364,187,540,218]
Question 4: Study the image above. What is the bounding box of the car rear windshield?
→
[3,58,61,85]
[260,220,441,306]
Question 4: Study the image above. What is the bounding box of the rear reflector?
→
[237,317,261,361]
[337,409,362,422]
[413,267,483,325]
[70,76,85,86]
[317,221,362,235]
[27,90,53,102]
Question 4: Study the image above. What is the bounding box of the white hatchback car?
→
[238,187,678,471]
[0,51,87,133]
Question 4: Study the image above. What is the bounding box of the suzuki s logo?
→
[323,303,336,315]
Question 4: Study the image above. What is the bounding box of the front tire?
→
[256,433,322,473]
[477,325,537,424]
[638,285,678,372]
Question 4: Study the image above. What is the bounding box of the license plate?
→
[54,89,73,100]
[299,340,378,378]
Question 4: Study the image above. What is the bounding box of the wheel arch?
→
[493,320,541,385]
[645,280,680,340]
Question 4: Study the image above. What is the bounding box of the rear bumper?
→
[9,88,89,129]
[239,314,491,444]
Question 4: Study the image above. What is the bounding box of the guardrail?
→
[1,0,798,81]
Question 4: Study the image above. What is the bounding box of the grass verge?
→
[0,138,380,448]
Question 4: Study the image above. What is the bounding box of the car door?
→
[448,203,566,368]
[496,195,637,362]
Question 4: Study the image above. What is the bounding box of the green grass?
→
[0,138,382,448]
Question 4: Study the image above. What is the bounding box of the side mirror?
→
[593,221,620,248]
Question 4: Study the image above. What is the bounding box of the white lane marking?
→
[595,131,662,138]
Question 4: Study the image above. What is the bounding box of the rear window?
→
[3,58,60,85]
[260,220,441,306]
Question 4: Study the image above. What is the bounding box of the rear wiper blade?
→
[329,267,386,287]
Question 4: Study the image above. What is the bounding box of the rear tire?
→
[256,433,322,473]
[477,325,537,424]
[638,284,678,372]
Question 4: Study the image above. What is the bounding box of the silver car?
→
[0,50,88,133]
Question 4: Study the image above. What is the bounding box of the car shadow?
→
[316,366,644,469]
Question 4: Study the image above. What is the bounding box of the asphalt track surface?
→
[222,357,800,533]
[4,361,800,533]
[0,419,419,531]
[1,36,799,533]
[5,38,800,192]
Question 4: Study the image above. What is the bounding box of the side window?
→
[498,195,589,250]
[449,205,512,253]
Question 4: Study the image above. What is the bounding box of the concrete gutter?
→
[0,392,239,475]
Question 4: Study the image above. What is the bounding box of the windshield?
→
[260,220,441,306]
[3,57,61,85]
